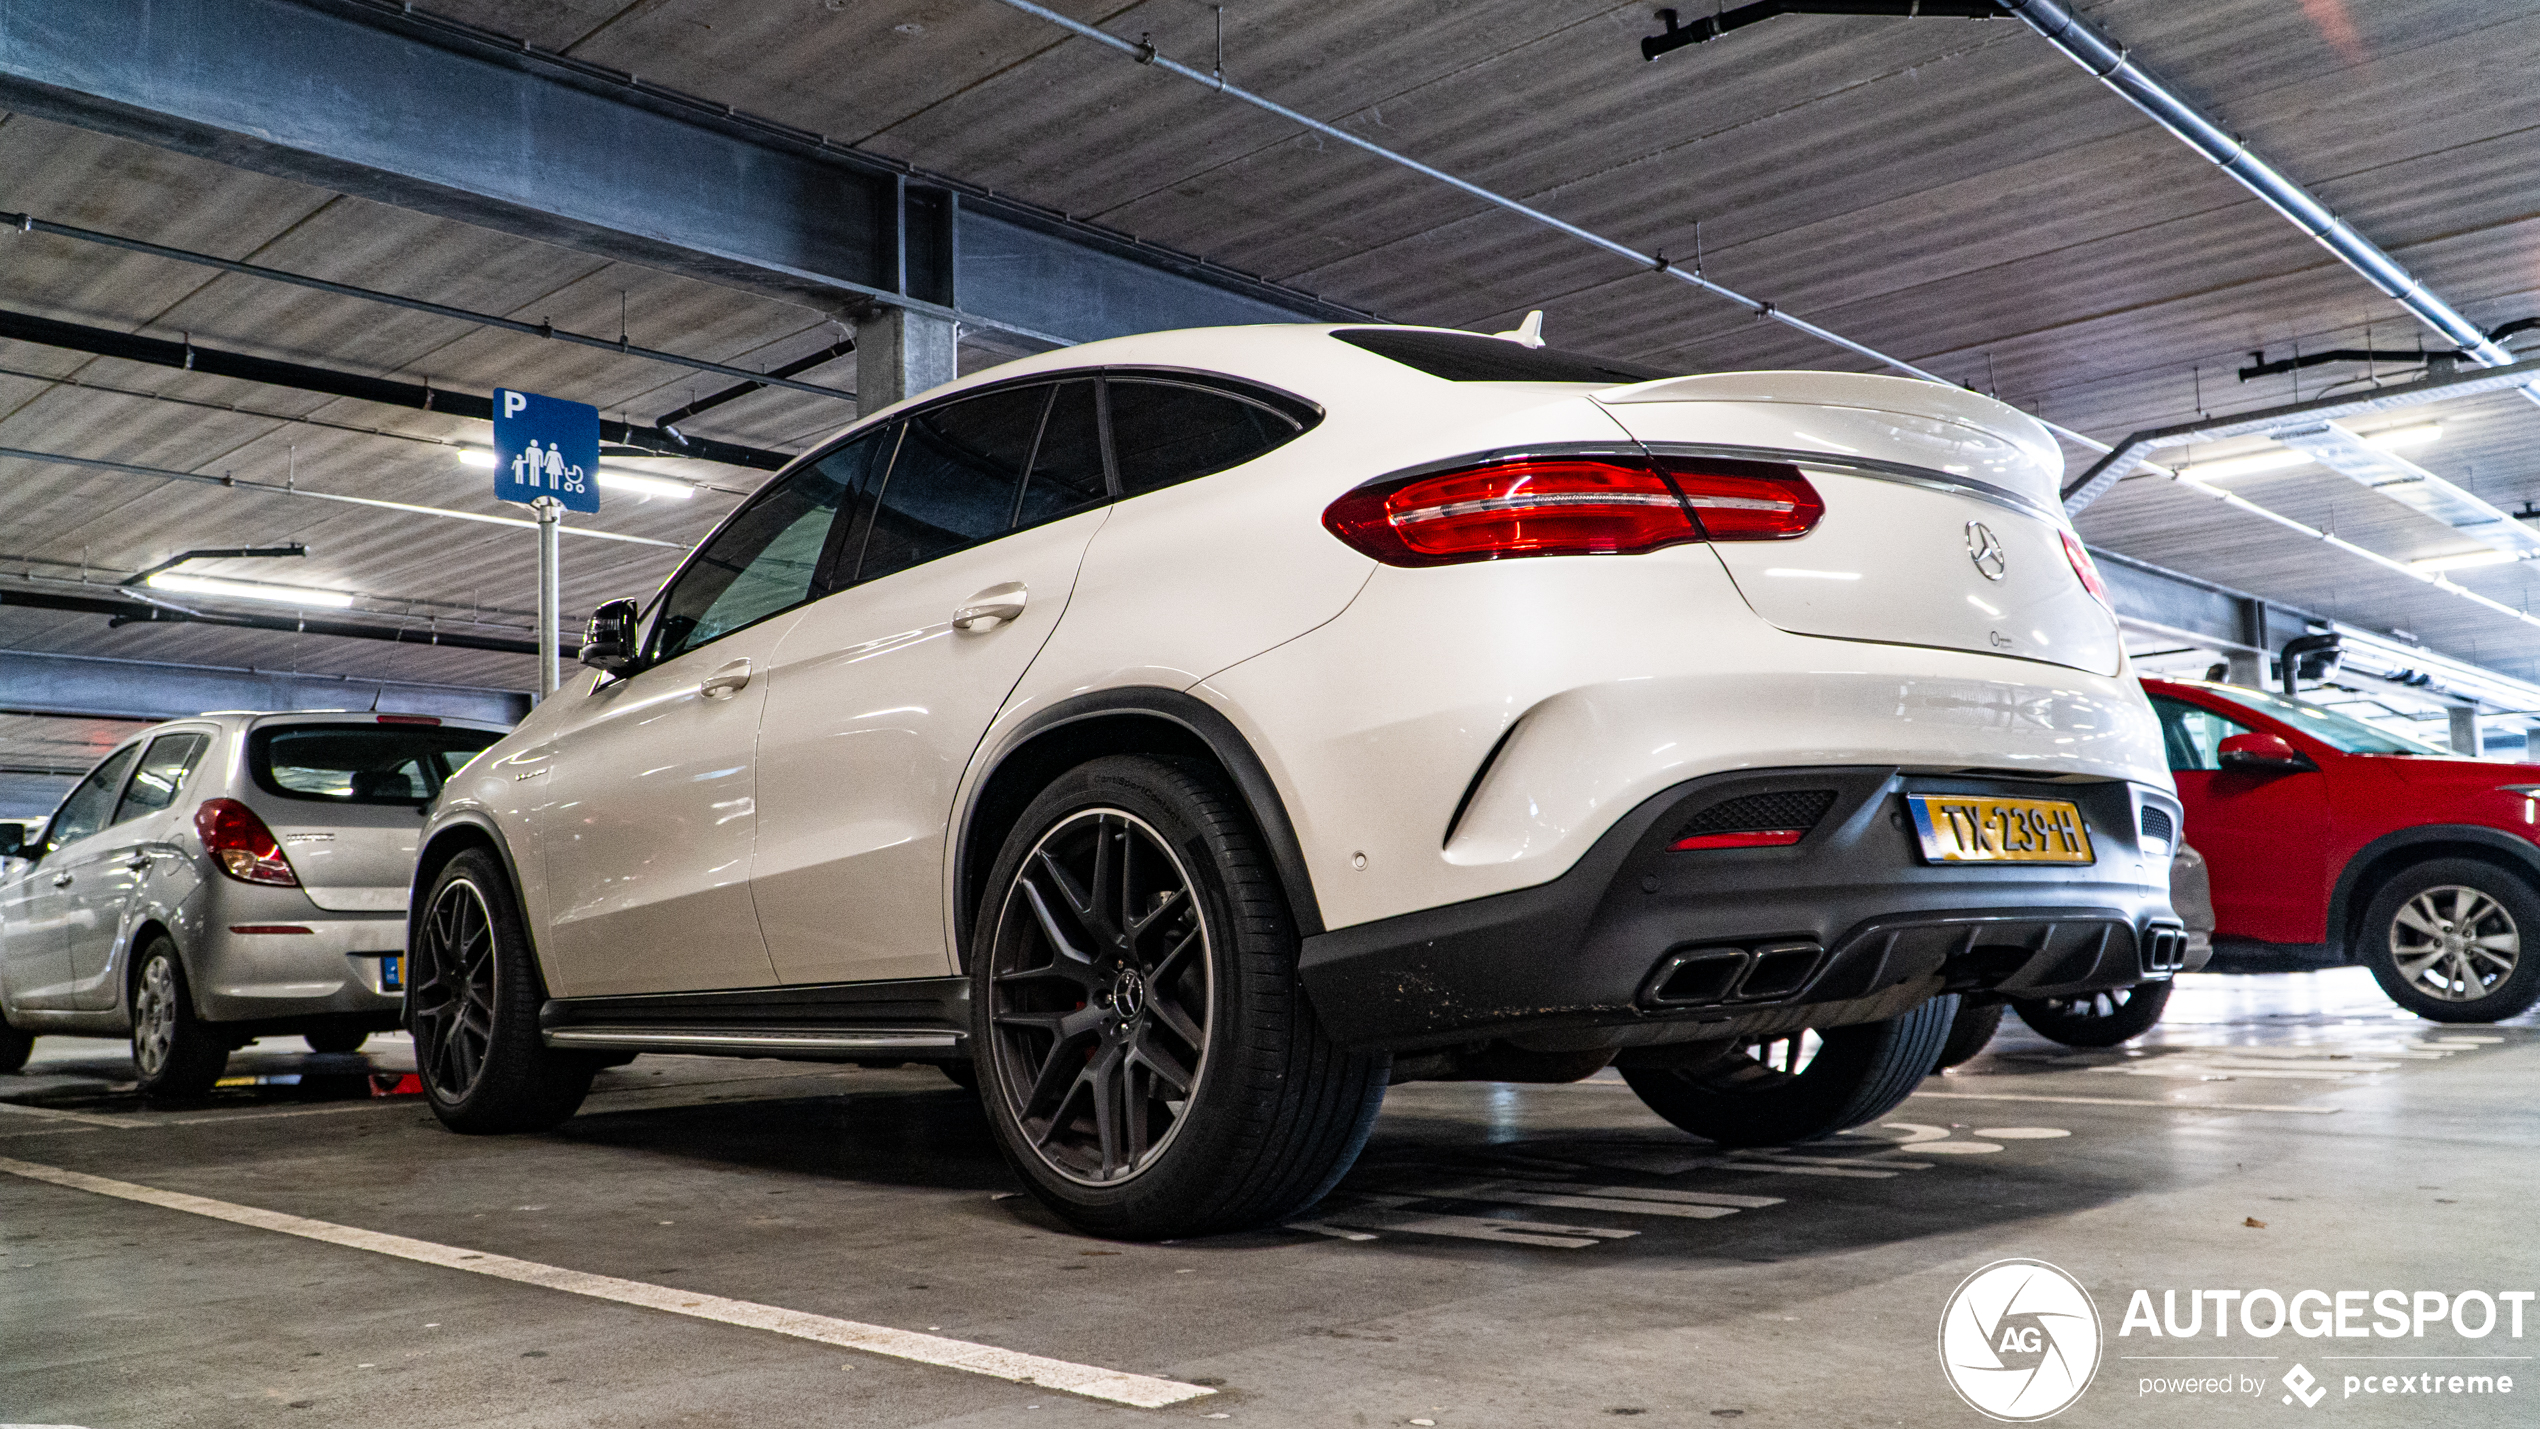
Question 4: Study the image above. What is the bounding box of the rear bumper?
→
[192,912,407,1023]
[1297,765,2181,1052]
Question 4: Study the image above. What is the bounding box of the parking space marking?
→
[1910,1090,2338,1113]
[0,1101,138,1129]
[0,1156,1212,1410]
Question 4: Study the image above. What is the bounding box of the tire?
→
[1934,999,2004,1070]
[971,755,1389,1239]
[303,1027,368,1054]
[0,1014,32,1074]
[1621,995,1958,1147]
[2011,979,2171,1047]
[408,848,593,1133]
[2361,859,2540,1023]
[131,936,229,1100]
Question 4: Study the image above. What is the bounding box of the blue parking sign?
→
[493,389,601,514]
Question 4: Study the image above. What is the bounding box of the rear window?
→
[249,725,504,805]
[1331,328,1673,384]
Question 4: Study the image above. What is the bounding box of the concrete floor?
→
[3,968,2533,1428]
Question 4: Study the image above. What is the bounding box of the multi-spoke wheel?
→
[129,935,227,1099]
[409,848,593,1132]
[1621,995,1957,1146]
[2363,860,2540,1023]
[972,756,1388,1239]
[987,807,1213,1185]
[2011,980,2170,1048]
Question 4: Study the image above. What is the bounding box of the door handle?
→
[122,854,152,871]
[952,582,1028,631]
[700,658,753,700]
[49,871,72,887]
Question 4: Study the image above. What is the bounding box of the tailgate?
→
[1597,372,2121,676]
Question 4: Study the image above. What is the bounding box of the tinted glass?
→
[1015,379,1108,527]
[250,725,504,805]
[852,385,1048,584]
[112,733,210,825]
[2152,698,2252,772]
[1331,328,1672,383]
[1107,379,1302,497]
[45,745,140,854]
[2191,684,2444,755]
[651,454,864,661]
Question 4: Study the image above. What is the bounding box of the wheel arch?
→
[410,816,537,970]
[125,916,179,1016]
[954,688,1321,965]
[2329,825,2540,962]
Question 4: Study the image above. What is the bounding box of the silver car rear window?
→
[248,725,503,805]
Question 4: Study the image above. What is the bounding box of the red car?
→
[2143,677,2540,1022]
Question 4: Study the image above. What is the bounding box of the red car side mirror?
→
[2218,731,2310,772]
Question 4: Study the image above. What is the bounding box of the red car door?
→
[2151,695,2335,944]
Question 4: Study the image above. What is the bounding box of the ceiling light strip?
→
[0,446,686,549]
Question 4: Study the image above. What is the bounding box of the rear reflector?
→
[376,714,443,725]
[229,924,314,935]
[1670,828,1807,851]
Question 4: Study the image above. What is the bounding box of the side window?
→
[851,384,1050,585]
[1014,379,1108,528]
[111,733,210,825]
[649,434,878,662]
[1105,378,1303,497]
[2153,698,2249,772]
[44,745,141,856]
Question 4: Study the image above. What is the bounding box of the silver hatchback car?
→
[0,711,509,1096]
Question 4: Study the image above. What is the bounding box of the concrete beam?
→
[0,0,1362,343]
[856,307,960,414]
[0,649,530,726]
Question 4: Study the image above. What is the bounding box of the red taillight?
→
[2061,529,2113,610]
[1322,457,1697,567]
[1670,829,1808,851]
[1654,458,1824,541]
[1322,456,1821,567]
[376,714,442,726]
[193,798,299,886]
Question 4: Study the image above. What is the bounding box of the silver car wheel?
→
[133,954,179,1078]
[2389,885,2520,1003]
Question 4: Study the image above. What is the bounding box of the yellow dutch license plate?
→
[1906,794,2095,866]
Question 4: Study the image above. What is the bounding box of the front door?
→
[1,743,141,1011]
[753,378,1110,984]
[2154,696,2334,944]
[534,442,874,997]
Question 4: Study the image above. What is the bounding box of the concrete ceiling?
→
[5,0,2539,796]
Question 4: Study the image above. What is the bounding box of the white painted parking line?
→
[1911,1090,2337,1113]
[1317,1195,1639,1249]
[0,1157,1211,1409]
[0,1102,138,1129]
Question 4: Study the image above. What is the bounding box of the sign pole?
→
[535,495,562,699]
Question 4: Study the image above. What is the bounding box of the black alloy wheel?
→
[408,848,593,1133]
[987,807,1215,1186]
[973,755,1388,1240]
[1622,994,1958,1146]
[2011,979,2171,1047]
[2361,858,2540,1023]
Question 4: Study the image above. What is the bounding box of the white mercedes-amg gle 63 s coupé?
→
[407,323,2182,1238]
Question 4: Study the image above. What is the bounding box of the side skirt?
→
[537,977,970,1063]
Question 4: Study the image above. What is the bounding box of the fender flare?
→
[2327,823,2540,961]
[409,812,541,968]
[955,687,1322,956]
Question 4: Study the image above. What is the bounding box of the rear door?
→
[64,730,212,1009]
[1594,373,2122,675]
[753,379,1111,984]
[2153,695,2333,943]
[1,743,139,1010]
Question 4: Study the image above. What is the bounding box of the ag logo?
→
[1938,1258,2101,1421]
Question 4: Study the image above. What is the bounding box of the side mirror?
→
[2218,731,2309,772]
[580,598,641,674]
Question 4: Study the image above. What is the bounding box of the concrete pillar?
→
[855,305,958,415]
[2448,706,2484,757]
[2224,650,2266,688]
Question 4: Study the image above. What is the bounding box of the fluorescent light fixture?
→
[2176,447,2311,481]
[2362,422,2442,451]
[147,571,357,608]
[2411,549,2520,573]
[456,450,497,469]
[597,470,695,500]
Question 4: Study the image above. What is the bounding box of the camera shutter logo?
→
[1938,1259,2102,1421]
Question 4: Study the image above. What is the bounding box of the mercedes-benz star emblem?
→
[1967,520,2008,581]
